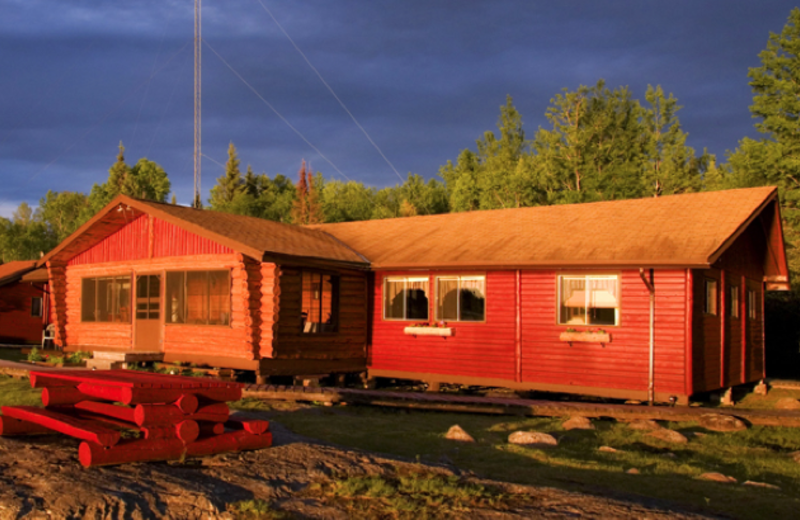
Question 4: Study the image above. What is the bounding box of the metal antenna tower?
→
[193,0,202,207]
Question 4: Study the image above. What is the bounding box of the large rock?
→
[562,416,595,431]
[696,472,737,484]
[627,419,662,431]
[445,425,475,442]
[698,413,748,432]
[775,398,800,410]
[646,429,688,444]
[743,480,781,490]
[508,431,558,448]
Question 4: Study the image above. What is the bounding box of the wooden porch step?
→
[92,351,165,363]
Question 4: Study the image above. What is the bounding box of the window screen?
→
[383,277,429,320]
[165,270,230,326]
[558,275,619,326]
[80,276,131,323]
[301,271,339,333]
[436,276,485,322]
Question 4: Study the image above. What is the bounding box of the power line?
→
[203,38,352,181]
[256,0,405,183]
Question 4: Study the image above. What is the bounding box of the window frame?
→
[164,269,232,327]
[30,297,43,318]
[434,274,487,323]
[557,273,621,327]
[300,270,340,334]
[382,276,430,321]
[747,288,758,321]
[704,278,718,316]
[728,285,740,319]
[80,275,132,323]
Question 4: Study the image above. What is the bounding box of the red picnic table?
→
[0,370,271,467]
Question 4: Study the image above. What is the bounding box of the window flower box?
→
[559,331,611,343]
[404,326,454,337]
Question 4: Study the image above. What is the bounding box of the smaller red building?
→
[315,186,789,404]
[0,261,50,345]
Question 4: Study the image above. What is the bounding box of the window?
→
[165,270,230,326]
[747,289,758,320]
[301,271,339,333]
[729,285,740,319]
[436,275,486,322]
[384,277,429,320]
[558,275,619,326]
[704,279,718,315]
[30,297,43,318]
[81,276,131,323]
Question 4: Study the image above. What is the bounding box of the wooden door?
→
[135,274,162,351]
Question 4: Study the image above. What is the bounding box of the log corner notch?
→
[259,262,280,359]
[46,261,68,348]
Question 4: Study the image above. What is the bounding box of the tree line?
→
[3,8,800,284]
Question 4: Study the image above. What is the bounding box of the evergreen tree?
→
[123,158,171,202]
[439,149,481,212]
[726,7,800,276]
[209,142,244,209]
[291,161,309,224]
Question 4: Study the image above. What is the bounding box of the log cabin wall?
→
[369,269,688,402]
[273,266,367,364]
[692,220,767,392]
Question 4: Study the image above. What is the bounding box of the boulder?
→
[508,431,558,447]
[627,419,662,431]
[562,416,595,430]
[445,425,475,442]
[754,380,769,396]
[743,480,781,490]
[698,414,748,432]
[696,472,737,484]
[775,398,800,410]
[646,429,688,444]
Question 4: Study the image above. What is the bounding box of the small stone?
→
[627,419,662,431]
[743,480,781,490]
[698,414,747,432]
[625,400,642,405]
[562,416,595,430]
[508,431,558,447]
[598,446,620,453]
[697,472,737,484]
[662,452,677,459]
[445,425,475,442]
[625,468,640,474]
[323,402,333,407]
[646,429,688,444]
[692,432,707,438]
[720,387,735,406]
[789,451,800,463]
[754,380,769,395]
[775,398,800,410]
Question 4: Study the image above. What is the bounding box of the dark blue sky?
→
[1,1,797,216]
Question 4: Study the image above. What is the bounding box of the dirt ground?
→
[0,415,713,520]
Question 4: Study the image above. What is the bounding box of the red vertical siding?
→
[693,270,721,393]
[369,271,516,380]
[152,218,233,257]
[69,215,149,266]
[520,270,687,396]
[68,216,232,266]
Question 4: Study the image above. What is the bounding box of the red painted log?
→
[1,406,120,447]
[78,439,185,468]
[30,373,76,388]
[142,420,199,443]
[134,402,230,427]
[185,430,273,458]
[174,393,199,414]
[198,422,225,436]
[74,401,136,423]
[77,383,241,406]
[42,387,96,407]
[0,415,54,436]
[226,418,270,435]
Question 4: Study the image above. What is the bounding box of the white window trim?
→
[434,275,487,323]
[557,274,620,326]
[383,276,429,321]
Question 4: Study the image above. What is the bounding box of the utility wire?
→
[256,0,405,183]
[21,40,191,188]
[201,152,225,169]
[203,38,351,182]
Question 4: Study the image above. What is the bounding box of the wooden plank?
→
[74,401,136,423]
[1,406,121,446]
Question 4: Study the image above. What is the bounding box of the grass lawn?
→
[236,391,800,520]
[0,375,41,407]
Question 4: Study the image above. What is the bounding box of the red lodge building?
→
[33,186,789,404]
[0,260,50,345]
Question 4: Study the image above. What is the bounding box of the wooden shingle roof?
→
[0,260,37,287]
[310,187,782,270]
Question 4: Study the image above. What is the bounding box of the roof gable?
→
[0,260,37,287]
